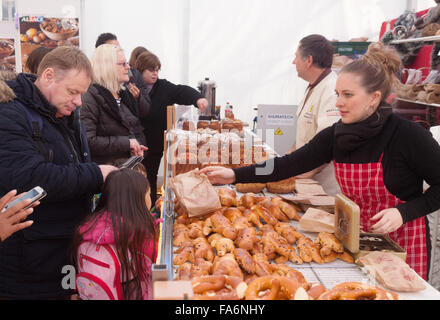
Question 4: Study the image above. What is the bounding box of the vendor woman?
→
[200,42,440,280]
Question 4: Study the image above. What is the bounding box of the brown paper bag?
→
[357,252,426,292]
[169,169,222,217]
[298,208,335,233]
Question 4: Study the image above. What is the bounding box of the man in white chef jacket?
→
[287,34,341,196]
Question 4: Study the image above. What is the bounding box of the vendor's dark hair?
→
[341,42,401,103]
[95,32,118,48]
[299,34,334,69]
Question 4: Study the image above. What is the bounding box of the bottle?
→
[225,102,234,119]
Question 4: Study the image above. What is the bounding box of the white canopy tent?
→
[79,0,436,126]
[10,0,437,125]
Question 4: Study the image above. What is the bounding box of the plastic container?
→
[225,102,234,119]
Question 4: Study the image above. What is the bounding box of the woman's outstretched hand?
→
[199,166,236,185]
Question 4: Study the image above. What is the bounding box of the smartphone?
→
[2,186,46,212]
[119,156,144,170]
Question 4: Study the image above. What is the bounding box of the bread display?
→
[172,189,364,300]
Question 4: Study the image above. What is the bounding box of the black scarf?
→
[334,105,393,152]
[92,83,139,118]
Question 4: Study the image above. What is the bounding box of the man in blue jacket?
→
[0,46,117,299]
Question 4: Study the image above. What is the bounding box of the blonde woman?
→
[81,44,148,164]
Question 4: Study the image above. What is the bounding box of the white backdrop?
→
[11,0,437,125]
[80,0,438,126]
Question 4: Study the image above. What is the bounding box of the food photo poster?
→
[19,15,79,69]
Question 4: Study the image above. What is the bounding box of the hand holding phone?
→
[2,186,46,213]
[0,189,42,241]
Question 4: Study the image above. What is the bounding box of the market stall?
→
[152,112,440,300]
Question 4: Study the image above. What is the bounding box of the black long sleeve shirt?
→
[234,113,440,224]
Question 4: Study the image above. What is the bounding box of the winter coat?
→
[80,83,146,165]
[79,212,156,299]
[142,79,203,155]
[0,73,103,299]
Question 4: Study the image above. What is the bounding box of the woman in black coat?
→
[133,51,208,204]
[81,44,148,165]
[201,43,440,280]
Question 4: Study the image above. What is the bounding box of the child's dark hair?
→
[73,169,156,299]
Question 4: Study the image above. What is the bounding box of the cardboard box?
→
[334,194,407,262]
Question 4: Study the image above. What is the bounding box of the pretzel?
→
[318,282,399,300]
[245,276,281,300]
[245,276,303,300]
[306,283,327,300]
[193,275,247,300]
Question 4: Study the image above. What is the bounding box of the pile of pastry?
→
[172,188,356,300]
[171,130,273,176]
[396,82,440,104]
[235,177,296,194]
[183,119,244,132]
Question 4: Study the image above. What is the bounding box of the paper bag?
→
[298,208,335,233]
[356,252,426,292]
[169,169,222,218]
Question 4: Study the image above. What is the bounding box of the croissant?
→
[193,237,215,262]
[210,212,238,240]
[212,237,235,257]
[218,188,239,207]
[315,232,344,256]
[274,222,303,245]
[233,248,256,274]
[173,245,195,265]
[212,254,244,280]
[253,253,273,277]
[235,227,258,251]
[251,204,278,226]
[297,237,324,264]
[259,199,289,222]
[271,198,301,221]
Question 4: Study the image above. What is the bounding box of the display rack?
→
[155,126,440,300]
[390,35,440,44]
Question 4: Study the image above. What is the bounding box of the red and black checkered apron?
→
[334,154,427,279]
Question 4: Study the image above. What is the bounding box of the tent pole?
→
[182,0,191,85]
[406,0,416,11]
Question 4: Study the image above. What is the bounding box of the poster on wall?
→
[0,38,15,72]
[19,16,79,71]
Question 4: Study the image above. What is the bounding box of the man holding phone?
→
[0,47,117,299]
